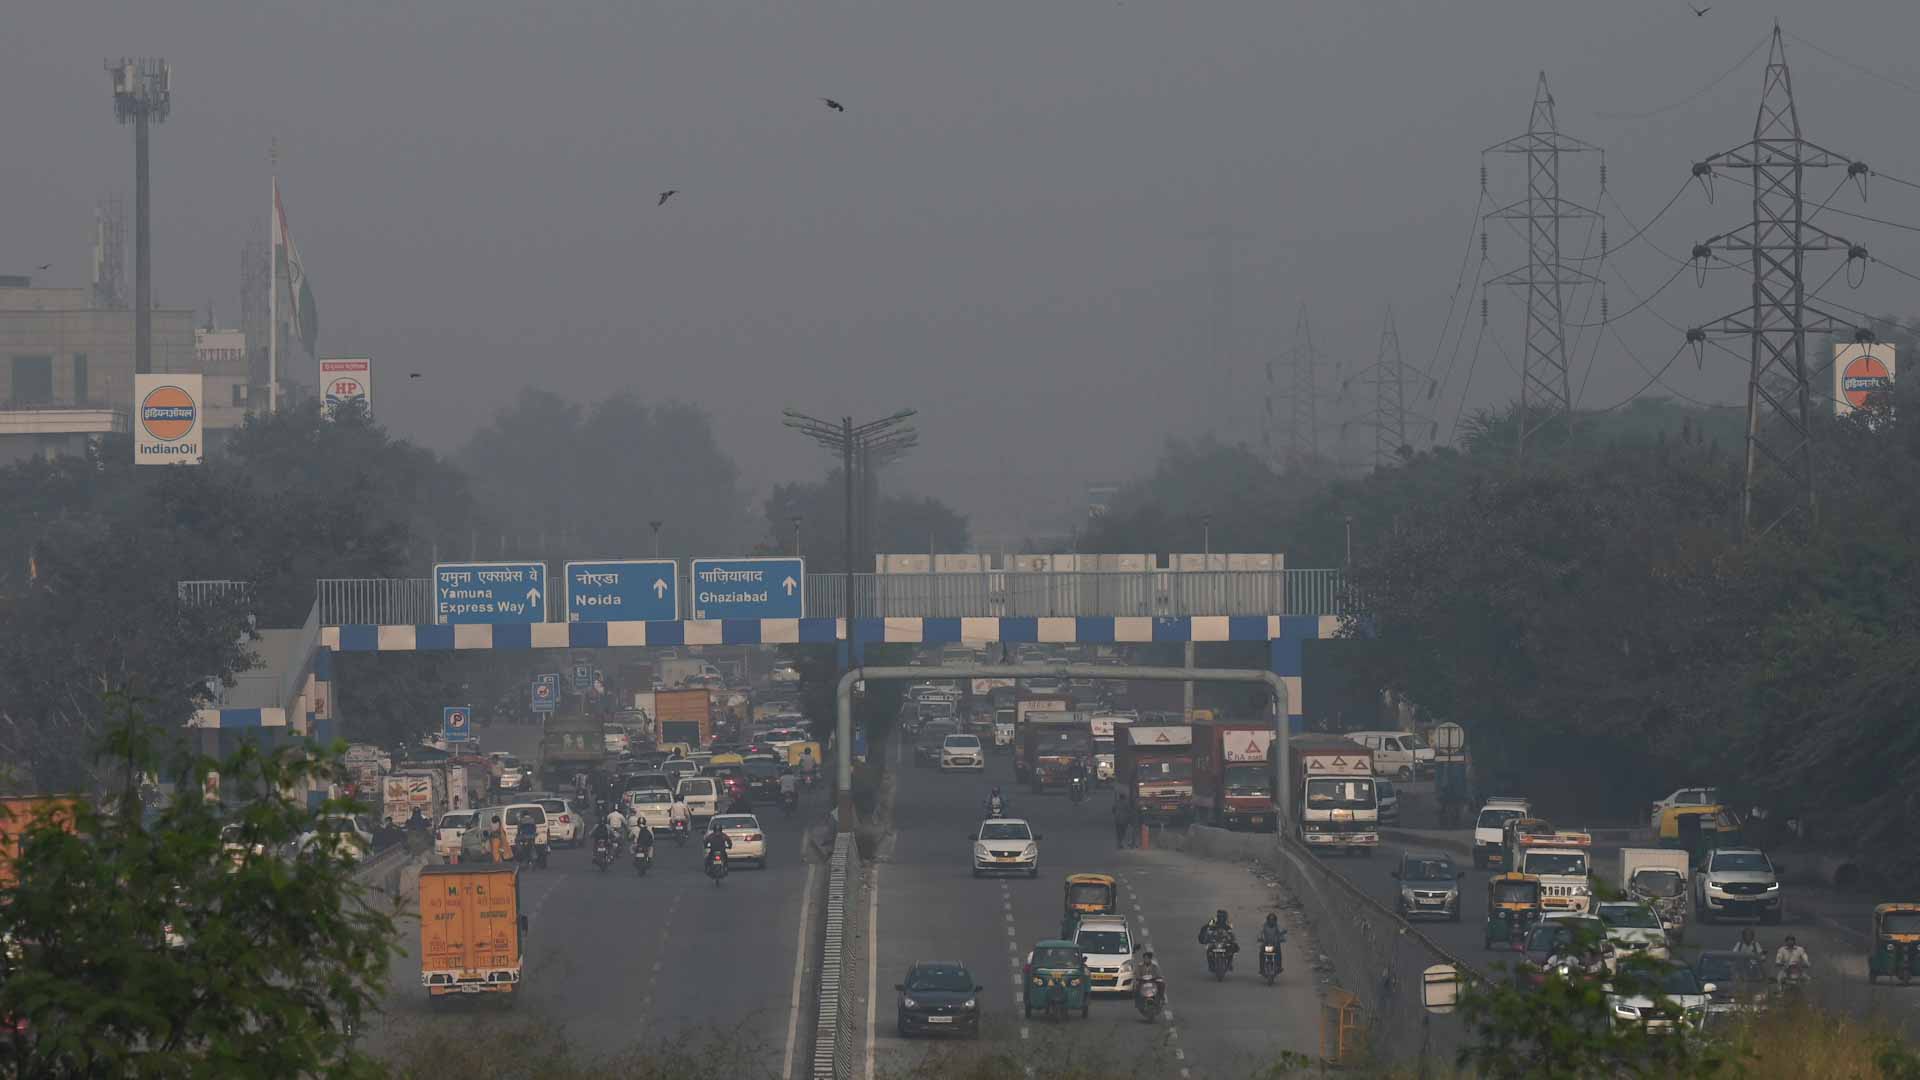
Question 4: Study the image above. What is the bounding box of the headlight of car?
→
[1764,882,1780,891]
[1708,881,1726,890]
[1024,843,1038,857]
[962,998,976,1009]
[1613,1004,1640,1021]
[974,843,988,858]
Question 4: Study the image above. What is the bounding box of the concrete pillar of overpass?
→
[1269,619,1312,736]
[1182,640,1195,715]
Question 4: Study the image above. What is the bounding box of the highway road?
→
[364,719,824,1073]
[869,744,1321,1079]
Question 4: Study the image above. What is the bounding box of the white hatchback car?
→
[971,818,1041,878]
[676,776,720,822]
[623,788,677,830]
[535,797,583,847]
[708,813,768,868]
[1072,915,1137,994]
[940,734,985,772]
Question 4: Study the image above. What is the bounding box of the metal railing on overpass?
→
[307,569,1351,626]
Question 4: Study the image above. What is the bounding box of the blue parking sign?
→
[443,706,472,743]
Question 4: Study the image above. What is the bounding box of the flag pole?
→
[268,140,279,415]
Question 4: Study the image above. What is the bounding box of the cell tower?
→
[1483,73,1601,457]
[106,58,171,375]
[91,195,126,308]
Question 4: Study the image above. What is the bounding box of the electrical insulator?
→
[1600,227,1608,260]
[1480,297,1488,322]
[1480,164,1488,192]
[1599,163,1608,191]
[1480,231,1488,257]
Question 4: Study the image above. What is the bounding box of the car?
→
[914,721,960,768]
[496,757,529,792]
[708,813,768,868]
[676,777,720,822]
[1606,960,1712,1034]
[1376,779,1400,824]
[1517,914,1616,987]
[894,961,983,1037]
[940,734,985,772]
[1693,848,1783,924]
[1071,915,1137,994]
[770,662,802,685]
[1648,786,1719,830]
[219,822,270,864]
[622,787,677,829]
[1594,901,1671,961]
[433,810,483,863]
[971,818,1041,878]
[296,813,373,864]
[1692,950,1771,1020]
[741,756,785,799]
[534,797,583,847]
[499,803,551,849]
[661,759,698,786]
[1392,851,1463,922]
[1473,797,1533,870]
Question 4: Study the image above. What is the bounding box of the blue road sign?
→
[689,557,805,619]
[443,706,472,743]
[531,673,559,712]
[563,559,678,622]
[572,660,592,691]
[434,562,547,624]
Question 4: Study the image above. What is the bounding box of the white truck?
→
[1620,847,1690,943]
[1514,830,1595,914]
[1288,735,1379,853]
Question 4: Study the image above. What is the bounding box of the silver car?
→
[1693,848,1783,924]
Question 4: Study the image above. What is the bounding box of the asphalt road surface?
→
[869,744,1320,1079]
[365,734,823,1073]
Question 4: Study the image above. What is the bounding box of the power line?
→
[1597,32,1772,120]
[1782,29,1920,101]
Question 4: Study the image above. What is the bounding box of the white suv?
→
[940,734,985,772]
[535,797,582,847]
[676,777,719,823]
[1072,915,1136,994]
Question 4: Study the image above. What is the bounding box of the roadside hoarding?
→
[1833,343,1895,417]
[320,357,373,419]
[134,373,204,465]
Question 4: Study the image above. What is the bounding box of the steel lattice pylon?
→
[1689,25,1865,538]
[1283,306,1320,470]
[1484,73,1601,457]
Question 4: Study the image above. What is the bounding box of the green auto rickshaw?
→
[1868,903,1920,986]
[1484,872,1542,951]
[1022,940,1091,1020]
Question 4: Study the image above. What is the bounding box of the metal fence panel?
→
[317,577,433,626]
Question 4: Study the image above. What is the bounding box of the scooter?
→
[670,819,690,847]
[1068,776,1087,805]
[514,837,537,869]
[706,851,729,886]
[1259,940,1283,985]
[1134,978,1163,1022]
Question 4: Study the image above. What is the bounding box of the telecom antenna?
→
[92,195,127,309]
[1687,24,1869,538]
[106,58,172,375]
[1483,73,1601,457]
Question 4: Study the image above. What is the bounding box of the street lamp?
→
[1344,515,1354,569]
[107,58,171,377]
[649,520,663,558]
[1202,515,1213,561]
[791,515,803,557]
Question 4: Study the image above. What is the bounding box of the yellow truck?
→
[419,864,526,999]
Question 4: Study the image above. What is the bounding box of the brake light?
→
[747,833,763,842]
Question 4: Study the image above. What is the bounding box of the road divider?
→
[812,832,853,1080]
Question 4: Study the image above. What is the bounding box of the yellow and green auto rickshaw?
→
[1484,873,1543,951]
[1656,805,1743,866]
[1060,873,1117,939]
[1022,940,1090,1021]
[1868,903,1920,985]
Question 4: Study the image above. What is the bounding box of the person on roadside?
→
[1113,792,1132,849]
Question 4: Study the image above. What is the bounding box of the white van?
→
[1347,731,1433,780]
[676,776,719,822]
[1473,797,1534,870]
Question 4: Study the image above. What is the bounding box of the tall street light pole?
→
[108,59,171,377]
[649,520,663,558]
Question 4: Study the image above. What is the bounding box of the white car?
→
[496,758,529,792]
[623,788,677,829]
[676,777,719,822]
[535,797,583,847]
[709,813,768,868]
[971,818,1041,878]
[1473,797,1533,870]
[500,803,551,848]
[296,814,373,864]
[1594,901,1671,961]
[1606,960,1712,1034]
[770,663,801,684]
[434,810,481,862]
[940,734,985,772]
[1072,915,1136,994]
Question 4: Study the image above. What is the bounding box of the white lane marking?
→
[864,866,880,1080]
[1020,1026,1030,1040]
[781,860,820,1080]
[1175,1048,1186,1060]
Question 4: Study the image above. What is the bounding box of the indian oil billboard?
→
[1833,343,1896,417]
[134,373,204,465]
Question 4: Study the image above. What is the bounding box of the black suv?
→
[1393,850,1464,922]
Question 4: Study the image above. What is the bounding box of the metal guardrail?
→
[814,832,853,1080]
[177,579,253,605]
[308,569,1351,626]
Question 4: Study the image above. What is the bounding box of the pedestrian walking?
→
[1125,796,1142,848]
[1113,791,1131,849]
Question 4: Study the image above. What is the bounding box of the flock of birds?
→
[656,96,846,208]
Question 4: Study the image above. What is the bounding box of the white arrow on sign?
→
[526,586,542,607]
[653,579,669,598]
[783,576,798,596]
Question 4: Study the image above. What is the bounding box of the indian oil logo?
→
[140,385,197,441]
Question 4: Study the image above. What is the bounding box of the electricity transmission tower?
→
[1483,72,1601,457]
[1345,307,1433,469]
[1687,24,1868,539]
[1271,307,1321,471]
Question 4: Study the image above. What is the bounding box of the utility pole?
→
[107,59,171,376]
[784,409,918,623]
[1483,72,1600,457]
[1687,24,1869,539]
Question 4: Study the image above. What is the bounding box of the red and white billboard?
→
[1833,343,1895,417]
[320,357,373,419]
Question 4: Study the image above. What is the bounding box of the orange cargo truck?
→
[419,864,526,999]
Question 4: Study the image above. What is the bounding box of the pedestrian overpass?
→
[180,569,1352,744]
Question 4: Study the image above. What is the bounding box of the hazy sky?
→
[10,1,1920,544]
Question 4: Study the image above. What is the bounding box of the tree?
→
[762,472,969,561]
[0,695,398,1077]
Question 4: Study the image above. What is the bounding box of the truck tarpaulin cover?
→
[421,869,519,972]
[1222,731,1275,762]
[1127,726,1193,748]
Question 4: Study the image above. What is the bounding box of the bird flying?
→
[35,263,50,270]
[821,98,845,112]
[658,190,677,206]
[1690,4,1710,14]
[409,372,422,379]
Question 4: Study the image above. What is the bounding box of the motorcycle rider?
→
[603,805,628,850]
[1198,909,1238,969]
[667,794,692,836]
[1257,913,1288,969]
[631,819,656,861]
[1732,927,1764,957]
[985,786,1008,819]
[779,769,800,809]
[1134,947,1165,1008]
[589,816,615,860]
[1775,935,1811,987]
[703,820,734,870]
[512,817,538,863]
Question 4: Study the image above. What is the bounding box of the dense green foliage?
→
[0,697,397,1078]
[1083,379,1920,879]
[762,468,970,565]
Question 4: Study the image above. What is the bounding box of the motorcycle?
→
[632,843,654,877]
[706,851,729,886]
[592,837,615,872]
[985,798,1007,819]
[1259,941,1283,985]
[670,819,690,847]
[1206,940,1234,982]
[1777,961,1810,998]
[782,790,799,817]
[1134,978,1163,1022]
[1068,776,1086,805]
[800,769,818,789]
[514,837,538,869]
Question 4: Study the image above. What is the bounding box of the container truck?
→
[540,708,607,779]
[382,771,442,825]
[1192,721,1279,831]
[1117,725,1194,824]
[1621,847,1690,943]
[1012,698,1068,780]
[1020,715,1093,792]
[1288,735,1379,854]
[419,864,526,998]
[654,688,713,749]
